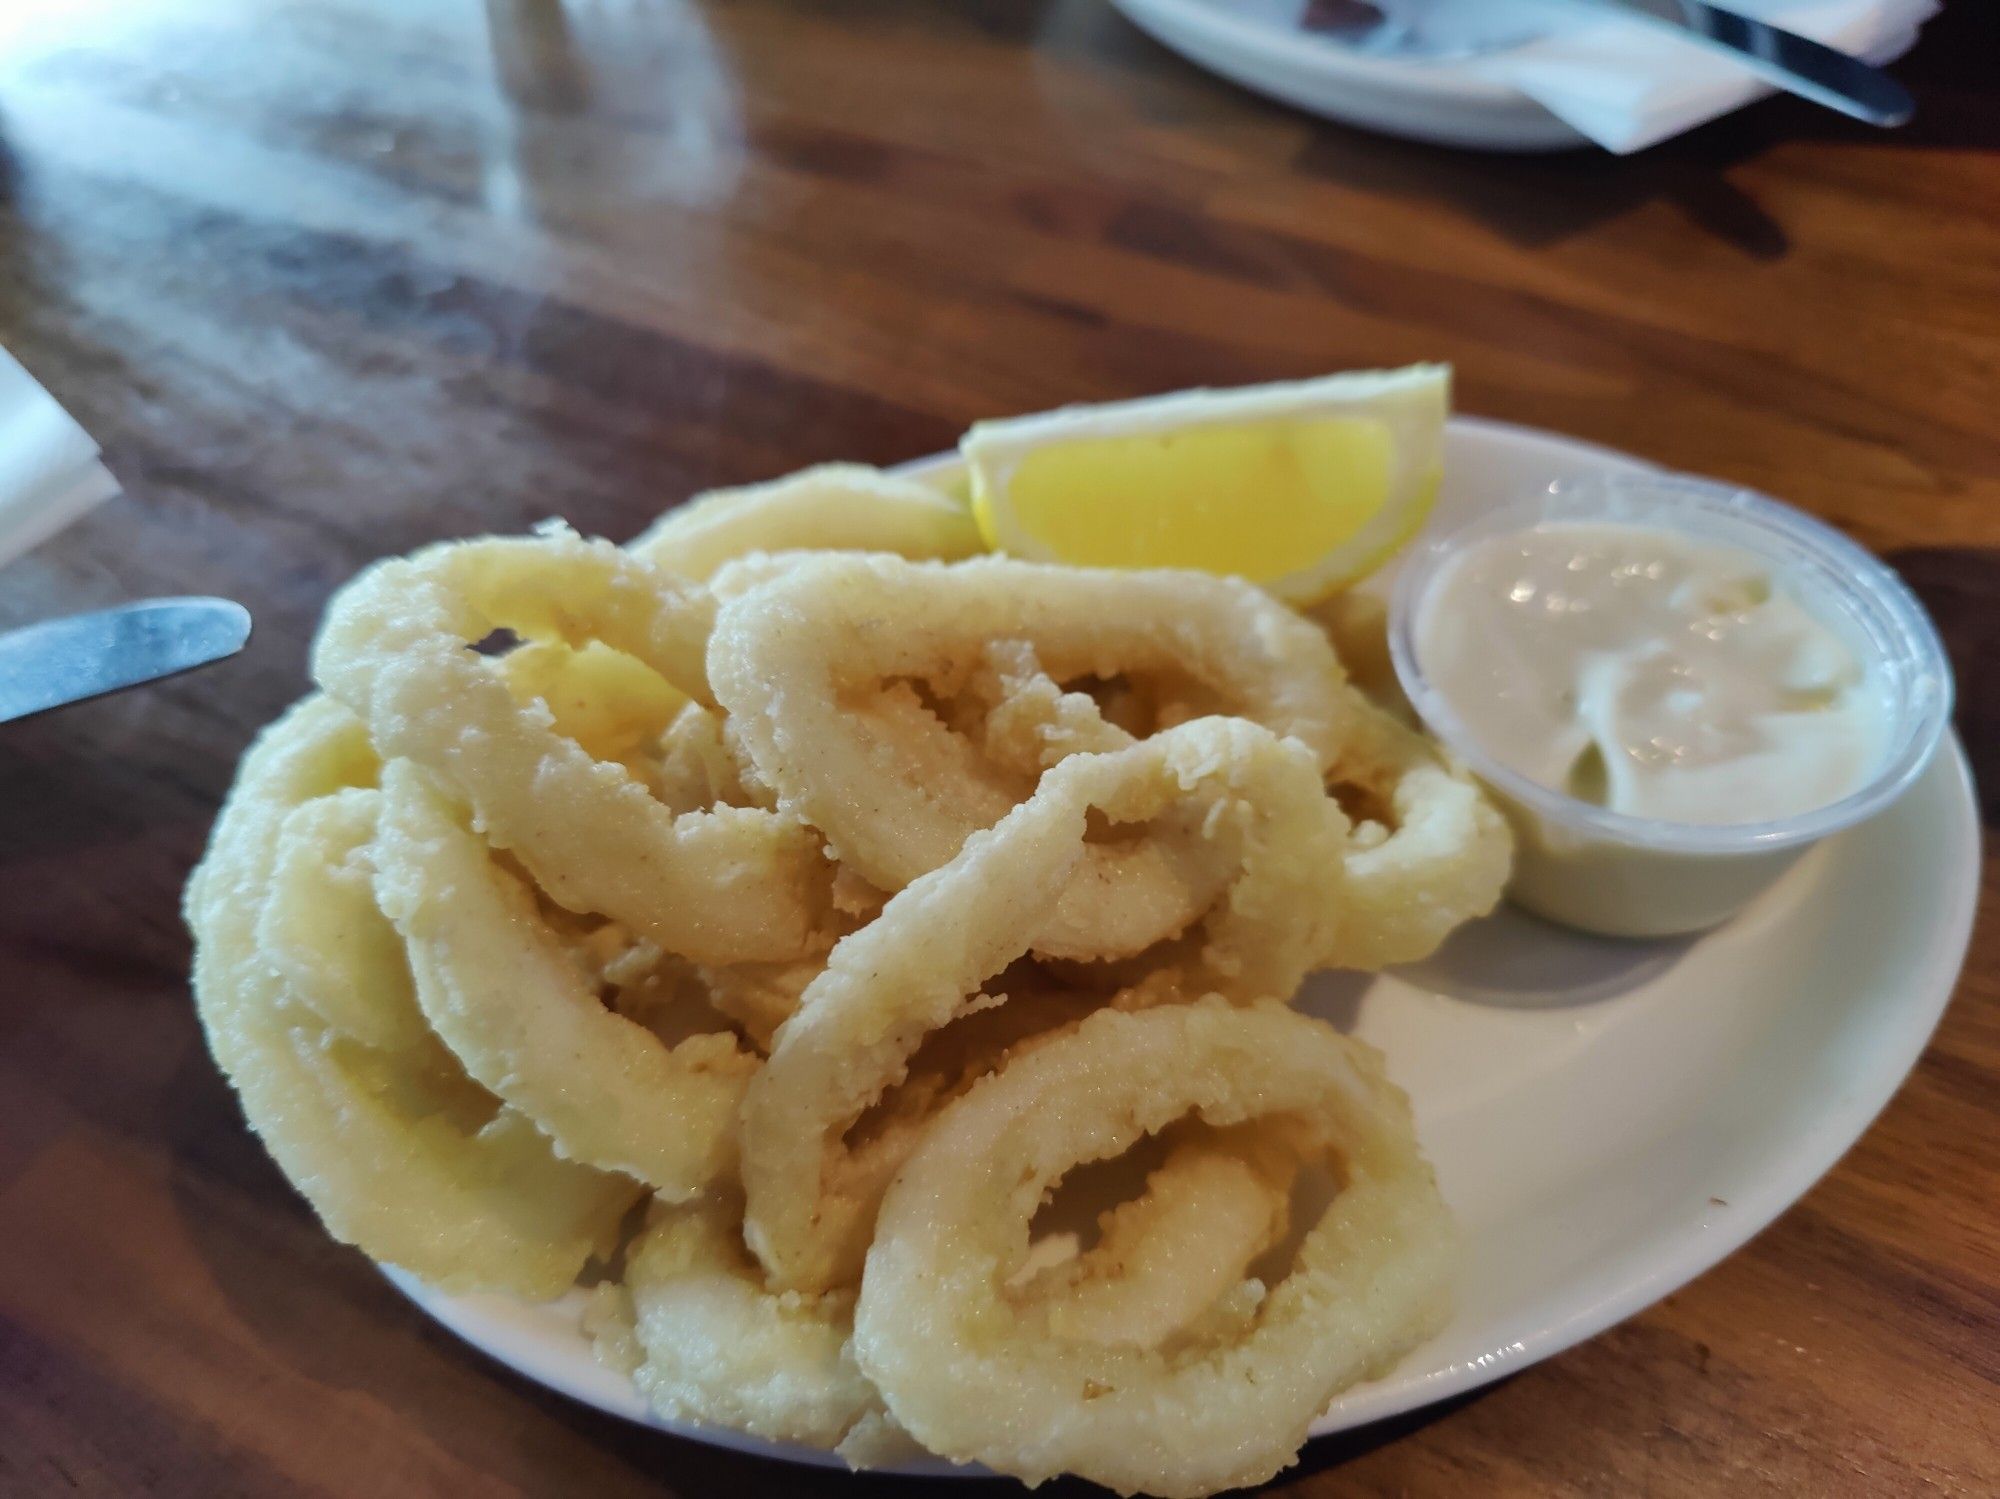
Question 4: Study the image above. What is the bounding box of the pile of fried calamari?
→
[185,466,1512,1497]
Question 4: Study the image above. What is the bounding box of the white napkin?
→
[0,346,120,570]
[1456,0,1938,153]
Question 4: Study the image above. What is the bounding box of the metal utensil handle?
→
[0,597,253,724]
[1585,0,1914,125]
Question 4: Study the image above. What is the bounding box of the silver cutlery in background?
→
[0,598,252,724]
[1301,0,1914,126]
[1578,0,1914,126]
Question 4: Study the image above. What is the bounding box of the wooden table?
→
[1,1,1994,1493]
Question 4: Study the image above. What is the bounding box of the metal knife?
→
[1576,0,1915,126]
[0,597,252,724]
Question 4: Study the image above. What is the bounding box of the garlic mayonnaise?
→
[1413,523,1890,826]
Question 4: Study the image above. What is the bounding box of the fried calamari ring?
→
[739,718,1349,1292]
[945,640,1264,959]
[648,702,764,815]
[373,760,758,1197]
[854,998,1457,1498]
[944,638,1132,772]
[708,553,1350,958]
[496,637,687,772]
[1019,1123,1296,1350]
[185,696,635,1297]
[1322,694,1512,971]
[597,1197,889,1451]
[694,954,824,1054]
[1304,587,1398,704]
[771,978,1109,1290]
[256,789,429,1054]
[591,943,745,1054]
[583,1204,922,1468]
[312,532,830,964]
[594,1133,1297,1464]
[1287,587,1512,969]
[629,463,982,579]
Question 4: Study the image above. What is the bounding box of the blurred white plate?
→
[1108,0,1592,150]
[1107,0,1928,154]
[386,417,1978,1476]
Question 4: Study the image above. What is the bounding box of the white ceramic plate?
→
[1107,0,1592,151]
[385,416,1979,1476]
[1105,0,1928,155]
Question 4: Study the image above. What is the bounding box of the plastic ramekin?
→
[1388,473,1954,938]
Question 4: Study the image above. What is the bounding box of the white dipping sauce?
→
[1414,522,1890,826]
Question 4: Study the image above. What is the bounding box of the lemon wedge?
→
[962,365,1448,604]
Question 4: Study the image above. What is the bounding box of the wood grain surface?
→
[1,1,1995,1494]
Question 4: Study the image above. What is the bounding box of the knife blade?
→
[0,597,253,724]
[1576,0,1915,126]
